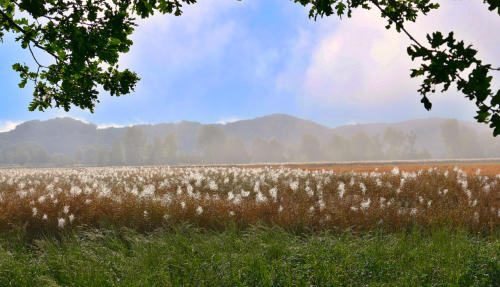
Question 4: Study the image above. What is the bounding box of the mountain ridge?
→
[0,114,497,159]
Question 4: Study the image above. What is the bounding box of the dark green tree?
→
[2,0,500,134]
[440,119,484,158]
[196,125,226,163]
[0,0,196,112]
[298,134,323,162]
[324,134,352,161]
[123,126,147,165]
[161,132,178,163]
[219,137,250,164]
[350,131,381,160]
[109,139,125,165]
[250,137,287,163]
[146,133,177,164]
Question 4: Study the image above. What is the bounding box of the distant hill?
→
[0,118,99,155]
[222,114,332,146]
[1,114,499,159]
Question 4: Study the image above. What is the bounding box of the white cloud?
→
[120,0,243,69]
[217,117,241,125]
[302,11,413,106]
[97,123,126,129]
[275,28,315,92]
[96,118,149,129]
[278,1,500,111]
[300,9,422,107]
[55,115,90,124]
[0,121,22,133]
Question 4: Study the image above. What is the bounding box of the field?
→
[1,164,499,233]
[0,164,499,285]
[287,162,500,177]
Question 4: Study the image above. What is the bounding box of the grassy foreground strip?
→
[0,226,499,286]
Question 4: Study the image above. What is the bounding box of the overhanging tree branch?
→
[28,44,46,68]
[370,0,426,49]
[0,8,61,64]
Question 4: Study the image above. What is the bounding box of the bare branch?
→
[28,44,47,68]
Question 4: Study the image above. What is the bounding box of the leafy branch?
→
[0,0,197,112]
[294,0,500,135]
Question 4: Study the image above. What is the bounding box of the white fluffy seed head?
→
[256,192,267,203]
[38,195,46,203]
[269,187,278,201]
[306,186,314,197]
[58,218,65,228]
[359,183,366,194]
[318,199,326,211]
[391,167,400,176]
[360,198,371,210]
[410,208,417,216]
[208,181,218,191]
[196,206,203,215]
[338,182,345,199]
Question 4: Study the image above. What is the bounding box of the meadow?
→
[1,165,499,233]
[0,165,499,286]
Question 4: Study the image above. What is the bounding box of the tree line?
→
[3,119,500,167]
[59,124,434,166]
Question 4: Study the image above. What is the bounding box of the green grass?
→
[0,226,499,286]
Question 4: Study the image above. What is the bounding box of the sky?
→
[1,0,500,131]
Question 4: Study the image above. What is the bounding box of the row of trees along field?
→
[68,125,434,166]
[0,125,433,167]
[4,119,500,167]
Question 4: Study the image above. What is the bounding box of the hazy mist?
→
[1,114,500,167]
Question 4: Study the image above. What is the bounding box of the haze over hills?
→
[0,114,499,166]
[0,114,329,154]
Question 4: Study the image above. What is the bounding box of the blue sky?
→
[1,0,500,131]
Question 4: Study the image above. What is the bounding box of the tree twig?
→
[28,44,47,68]
[0,8,62,64]
[369,0,426,49]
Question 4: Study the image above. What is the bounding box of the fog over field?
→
[1,114,500,167]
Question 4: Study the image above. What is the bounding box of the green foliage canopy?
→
[0,0,196,112]
[1,0,500,134]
